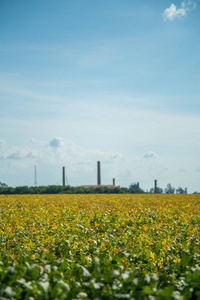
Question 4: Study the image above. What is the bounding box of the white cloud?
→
[5,148,38,160]
[163,1,196,21]
[0,139,7,148]
[187,0,197,9]
[0,138,126,186]
[163,4,186,21]
[143,151,158,159]
[0,137,199,191]
[6,152,32,160]
[49,137,65,147]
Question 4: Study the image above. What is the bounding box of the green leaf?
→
[180,251,191,267]
[143,286,153,295]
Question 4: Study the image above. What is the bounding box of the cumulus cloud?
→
[0,139,6,147]
[163,1,196,21]
[0,137,125,173]
[6,150,37,160]
[49,137,65,147]
[0,137,128,186]
[143,151,158,159]
[6,152,26,160]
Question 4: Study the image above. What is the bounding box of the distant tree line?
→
[149,183,188,194]
[0,181,197,194]
[0,183,144,195]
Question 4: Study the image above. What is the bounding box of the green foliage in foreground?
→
[0,253,200,300]
[1,194,199,298]
[0,185,144,195]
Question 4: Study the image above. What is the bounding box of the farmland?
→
[0,194,200,299]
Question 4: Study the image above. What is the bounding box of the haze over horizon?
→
[0,0,200,192]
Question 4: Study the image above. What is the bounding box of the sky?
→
[0,0,200,192]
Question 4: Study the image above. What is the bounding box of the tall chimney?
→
[113,178,115,186]
[154,179,157,193]
[97,161,101,185]
[62,166,65,186]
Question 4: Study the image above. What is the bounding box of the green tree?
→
[165,183,175,194]
[176,186,187,194]
[0,182,8,188]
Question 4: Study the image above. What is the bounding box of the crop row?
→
[0,194,200,299]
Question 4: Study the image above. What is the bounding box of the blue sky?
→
[0,0,200,192]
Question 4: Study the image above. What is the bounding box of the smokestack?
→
[97,161,101,185]
[63,166,65,186]
[113,178,115,186]
[154,179,157,193]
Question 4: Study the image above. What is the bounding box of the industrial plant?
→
[61,161,120,189]
[0,161,189,194]
[80,161,120,189]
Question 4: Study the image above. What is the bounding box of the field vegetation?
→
[0,194,200,299]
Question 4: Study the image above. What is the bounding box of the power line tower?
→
[34,165,37,186]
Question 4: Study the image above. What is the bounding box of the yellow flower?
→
[101,240,109,247]
[150,253,155,260]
